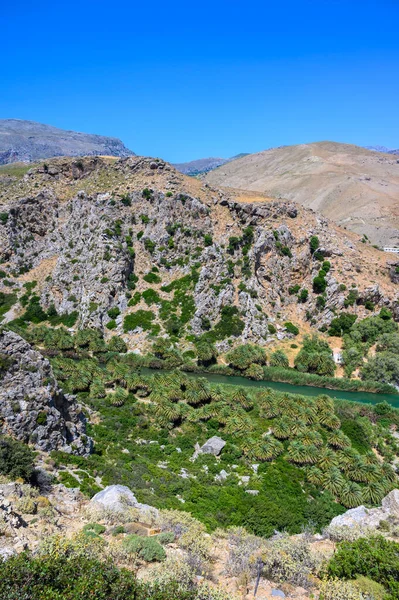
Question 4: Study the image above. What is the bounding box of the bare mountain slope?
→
[0,119,135,165]
[204,141,399,247]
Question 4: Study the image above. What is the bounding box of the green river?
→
[143,368,399,407]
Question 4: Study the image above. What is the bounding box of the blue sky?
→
[2,0,399,162]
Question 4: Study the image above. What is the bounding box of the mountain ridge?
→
[0,119,135,165]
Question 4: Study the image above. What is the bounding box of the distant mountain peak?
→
[0,119,135,165]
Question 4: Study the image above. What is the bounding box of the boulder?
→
[329,489,399,530]
[199,436,226,456]
[90,485,158,519]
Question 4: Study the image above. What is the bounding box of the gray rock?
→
[329,489,399,530]
[200,436,226,456]
[0,330,92,455]
[90,485,158,519]
[271,590,286,598]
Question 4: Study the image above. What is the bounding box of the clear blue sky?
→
[2,0,399,162]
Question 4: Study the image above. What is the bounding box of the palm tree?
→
[153,401,181,423]
[231,387,253,410]
[300,406,318,425]
[317,448,338,471]
[273,417,293,440]
[339,481,363,508]
[362,452,379,466]
[297,431,323,448]
[225,415,253,435]
[287,442,318,465]
[259,399,281,420]
[321,467,345,496]
[362,481,386,505]
[381,462,397,483]
[327,431,351,449]
[306,466,323,486]
[109,387,128,407]
[289,418,308,438]
[90,378,106,399]
[250,438,284,461]
[319,413,341,430]
[315,394,335,414]
[283,400,301,420]
[337,448,361,472]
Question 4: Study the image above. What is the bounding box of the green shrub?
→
[107,307,120,319]
[0,553,137,599]
[123,310,155,332]
[143,272,161,284]
[0,212,9,225]
[0,436,35,481]
[284,322,299,336]
[83,523,106,535]
[313,275,327,294]
[204,234,213,246]
[328,313,357,337]
[327,536,399,597]
[157,531,175,545]
[226,344,267,371]
[144,238,156,253]
[122,534,166,562]
[310,236,320,254]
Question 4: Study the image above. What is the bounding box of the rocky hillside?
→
[0,155,398,352]
[0,329,92,454]
[0,119,135,165]
[204,141,399,247]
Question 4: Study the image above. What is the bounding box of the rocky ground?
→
[2,479,399,599]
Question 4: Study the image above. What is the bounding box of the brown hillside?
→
[204,141,399,247]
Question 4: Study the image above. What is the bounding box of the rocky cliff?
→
[0,155,398,352]
[0,329,92,455]
[0,119,135,165]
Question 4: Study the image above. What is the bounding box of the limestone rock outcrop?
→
[0,330,92,455]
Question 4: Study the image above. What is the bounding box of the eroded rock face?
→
[0,330,92,455]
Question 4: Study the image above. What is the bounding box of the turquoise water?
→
[142,368,399,407]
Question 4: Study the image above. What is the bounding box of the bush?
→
[295,335,335,377]
[310,236,320,254]
[226,344,267,371]
[123,310,155,333]
[122,534,166,562]
[107,307,120,319]
[313,275,327,294]
[0,552,137,600]
[143,272,162,284]
[157,531,175,545]
[327,536,399,597]
[328,313,357,337]
[319,579,364,600]
[0,436,35,481]
[83,523,106,535]
[284,322,299,336]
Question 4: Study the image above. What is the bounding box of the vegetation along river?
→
[142,368,399,407]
